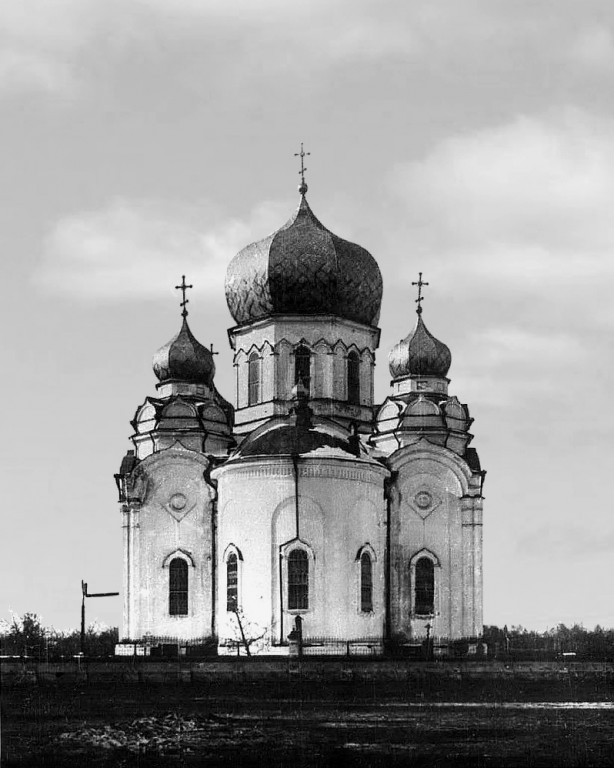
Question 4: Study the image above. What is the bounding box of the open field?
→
[3,662,614,766]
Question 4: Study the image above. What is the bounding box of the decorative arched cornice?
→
[134,446,211,473]
[279,537,315,560]
[361,347,375,363]
[274,338,293,352]
[355,542,377,562]
[223,543,244,562]
[409,547,440,568]
[162,548,195,568]
[313,338,333,353]
[387,439,474,495]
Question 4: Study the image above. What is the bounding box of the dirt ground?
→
[3,680,614,767]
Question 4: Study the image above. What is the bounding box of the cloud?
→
[391,109,614,300]
[35,198,286,301]
[395,109,614,249]
[3,1,614,96]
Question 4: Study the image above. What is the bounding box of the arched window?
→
[288,549,308,610]
[294,345,311,396]
[169,558,188,616]
[414,557,435,615]
[360,552,373,612]
[347,350,360,405]
[226,553,238,612]
[248,351,261,406]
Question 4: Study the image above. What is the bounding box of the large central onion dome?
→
[153,317,215,385]
[389,312,452,380]
[225,193,383,327]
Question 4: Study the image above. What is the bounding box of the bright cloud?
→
[395,109,614,249]
[35,198,285,301]
[391,109,614,305]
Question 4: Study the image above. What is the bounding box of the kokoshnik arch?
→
[114,162,486,656]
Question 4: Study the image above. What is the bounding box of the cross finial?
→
[175,275,193,318]
[209,344,219,356]
[411,272,429,315]
[294,142,310,196]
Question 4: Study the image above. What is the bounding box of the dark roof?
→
[225,195,383,327]
[389,313,451,379]
[232,404,363,459]
[152,318,215,385]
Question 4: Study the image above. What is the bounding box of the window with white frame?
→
[360,551,373,612]
[169,558,188,616]
[288,549,309,610]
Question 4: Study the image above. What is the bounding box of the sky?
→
[1,0,613,633]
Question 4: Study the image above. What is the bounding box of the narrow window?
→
[360,552,373,612]
[288,549,308,610]
[226,553,238,612]
[169,558,188,616]
[248,352,261,406]
[414,557,435,615]
[348,350,360,405]
[294,345,311,397]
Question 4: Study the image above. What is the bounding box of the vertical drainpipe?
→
[292,453,300,539]
[205,458,218,641]
[384,472,396,650]
[279,550,284,644]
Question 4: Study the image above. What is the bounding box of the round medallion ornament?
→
[169,493,187,511]
[414,491,432,510]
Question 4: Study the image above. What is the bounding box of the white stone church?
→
[114,181,485,656]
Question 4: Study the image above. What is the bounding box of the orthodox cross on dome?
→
[175,275,193,318]
[412,272,429,315]
[294,142,310,195]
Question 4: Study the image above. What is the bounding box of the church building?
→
[114,167,485,656]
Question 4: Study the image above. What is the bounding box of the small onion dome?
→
[152,317,215,385]
[389,314,451,379]
[225,195,383,327]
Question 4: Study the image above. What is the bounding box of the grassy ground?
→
[3,679,614,767]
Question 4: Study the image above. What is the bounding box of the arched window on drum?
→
[294,345,311,397]
[248,351,261,406]
[347,350,360,405]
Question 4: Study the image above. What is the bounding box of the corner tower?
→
[114,280,234,646]
[374,276,485,650]
[224,172,383,438]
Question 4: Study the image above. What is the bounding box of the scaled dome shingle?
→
[152,318,215,385]
[225,196,383,327]
[389,314,452,379]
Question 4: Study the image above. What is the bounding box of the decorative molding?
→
[162,492,197,522]
[162,548,195,568]
[355,542,377,562]
[217,461,386,484]
[408,486,442,520]
[409,547,441,568]
[223,543,244,562]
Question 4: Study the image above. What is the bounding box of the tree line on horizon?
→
[3,613,614,659]
[0,613,118,659]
